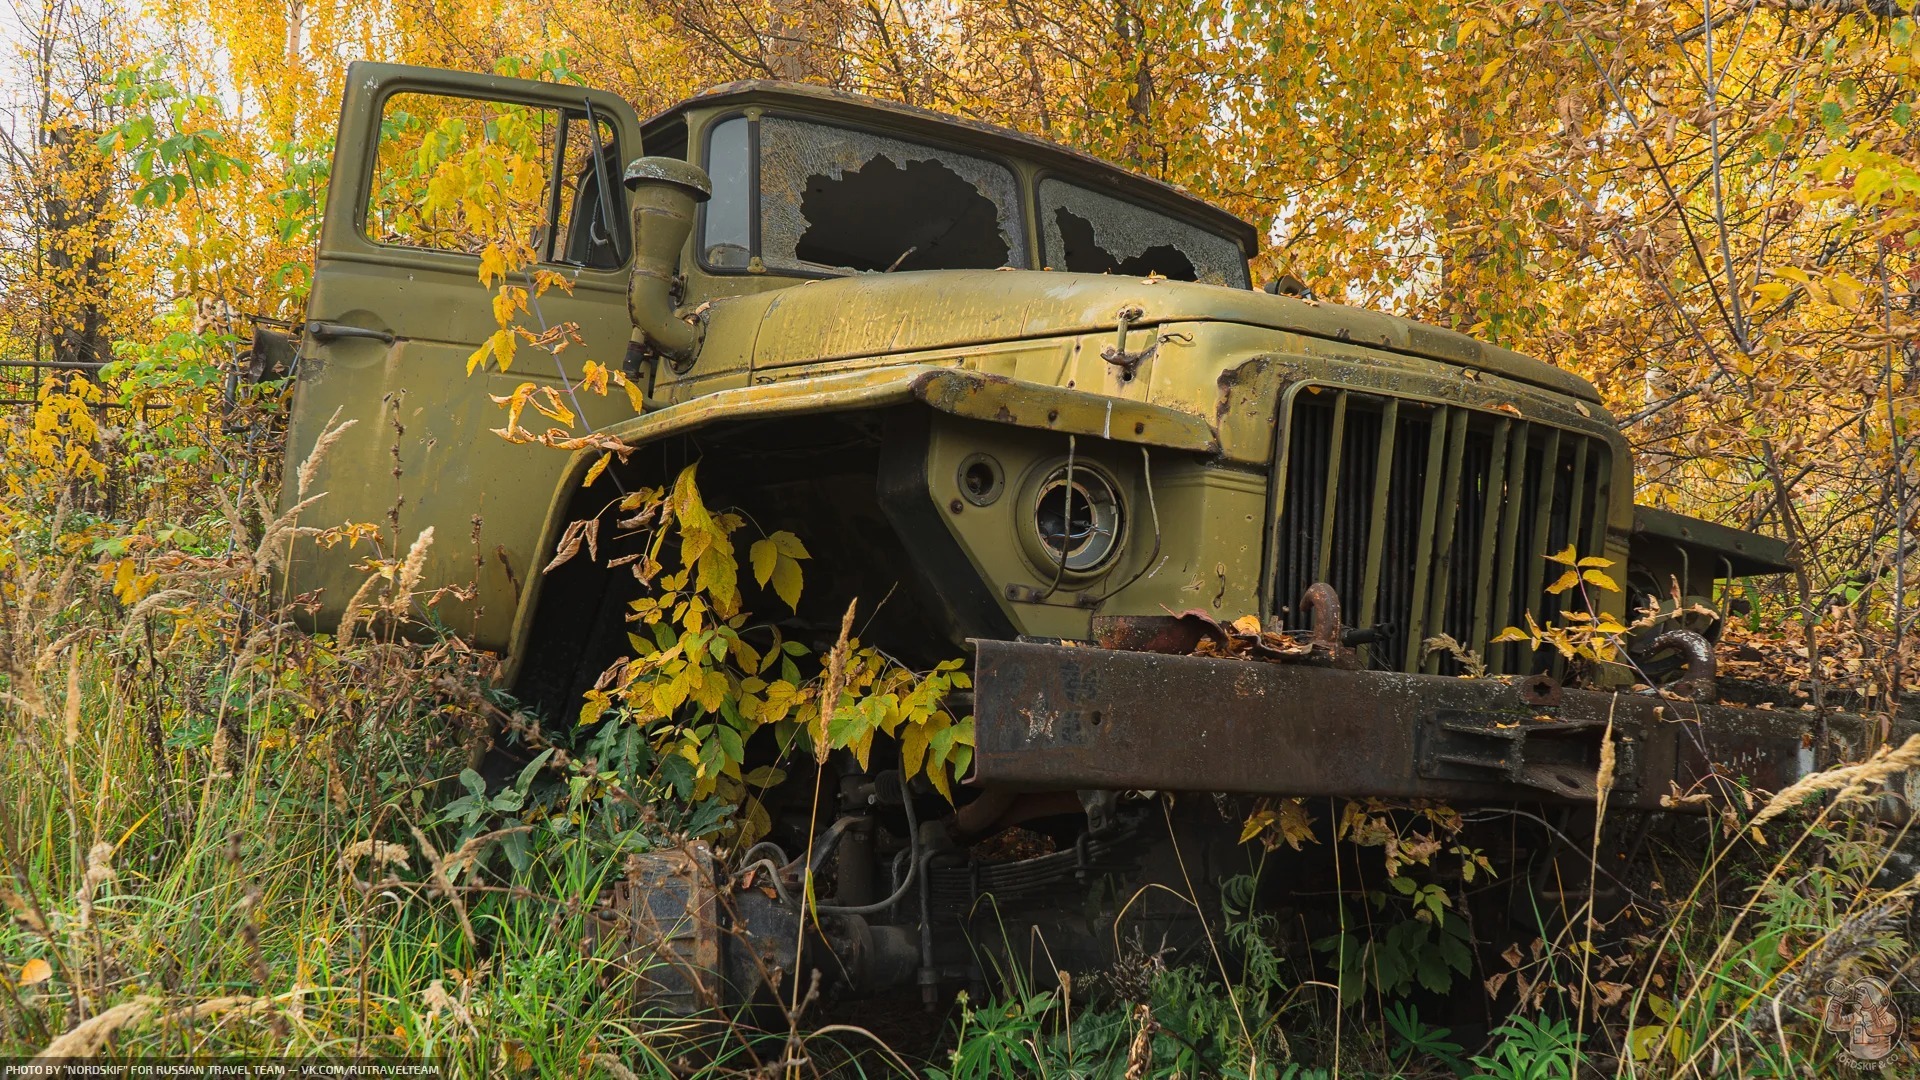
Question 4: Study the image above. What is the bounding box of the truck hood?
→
[738,269,1600,404]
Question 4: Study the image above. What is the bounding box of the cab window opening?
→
[365,91,627,271]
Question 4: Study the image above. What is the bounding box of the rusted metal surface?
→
[1091,613,1214,654]
[970,638,1825,812]
[949,789,1084,841]
[602,844,724,1014]
[1299,582,1352,665]
[1649,629,1717,701]
[1517,672,1563,706]
[1633,504,1794,576]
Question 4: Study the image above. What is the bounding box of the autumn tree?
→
[0,0,131,394]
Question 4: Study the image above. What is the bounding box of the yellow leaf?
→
[529,386,575,428]
[465,341,492,376]
[1547,568,1582,594]
[1576,555,1613,567]
[18,958,51,986]
[1546,544,1579,566]
[579,689,610,726]
[769,530,810,560]
[1239,809,1277,844]
[1582,569,1620,592]
[490,288,522,326]
[622,377,647,412]
[770,556,803,612]
[489,382,535,432]
[580,362,609,395]
[750,538,778,587]
[926,759,953,801]
[1828,272,1865,309]
[1491,626,1531,643]
[492,328,517,372]
[901,722,929,779]
[1275,799,1316,850]
[478,245,508,288]
[582,452,611,489]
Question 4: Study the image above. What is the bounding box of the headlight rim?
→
[1019,458,1127,579]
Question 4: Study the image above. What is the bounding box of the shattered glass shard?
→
[1040,178,1246,287]
[759,116,1025,274]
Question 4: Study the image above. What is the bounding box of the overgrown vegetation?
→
[7,0,1920,1075]
[4,421,1917,1074]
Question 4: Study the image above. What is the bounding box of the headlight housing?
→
[1022,461,1124,576]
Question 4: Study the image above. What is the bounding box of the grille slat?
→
[1487,422,1530,676]
[1271,390,1609,675]
[1468,418,1513,667]
[1316,392,1349,578]
[1402,409,1452,670]
[1356,398,1399,635]
[1422,412,1471,674]
[1516,427,1563,673]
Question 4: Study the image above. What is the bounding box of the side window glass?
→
[703,117,752,269]
[554,112,627,269]
[366,92,625,270]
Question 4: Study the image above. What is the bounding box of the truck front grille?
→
[1270,389,1610,675]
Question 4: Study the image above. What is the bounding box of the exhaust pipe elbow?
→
[623,157,712,367]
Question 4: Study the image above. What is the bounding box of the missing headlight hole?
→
[959,453,1004,506]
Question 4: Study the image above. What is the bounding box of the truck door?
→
[281,62,644,652]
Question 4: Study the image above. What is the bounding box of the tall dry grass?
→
[4,391,1920,1078]
[0,408,793,1075]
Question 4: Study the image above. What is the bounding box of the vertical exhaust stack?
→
[622,157,713,386]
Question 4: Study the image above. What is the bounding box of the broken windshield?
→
[754,116,1026,274]
[1039,178,1247,288]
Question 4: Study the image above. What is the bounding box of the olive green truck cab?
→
[274,62,1828,1009]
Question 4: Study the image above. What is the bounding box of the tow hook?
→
[1300,583,1356,667]
[1647,630,1717,701]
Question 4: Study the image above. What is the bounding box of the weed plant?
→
[4,389,1919,1078]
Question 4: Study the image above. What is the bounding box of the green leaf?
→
[460,768,485,798]
[742,765,788,787]
[712,724,744,764]
[500,829,531,873]
[514,748,555,792]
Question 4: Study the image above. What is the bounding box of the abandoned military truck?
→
[269,62,1838,1010]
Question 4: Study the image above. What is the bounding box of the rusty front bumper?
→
[969,639,1839,812]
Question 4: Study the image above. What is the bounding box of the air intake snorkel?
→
[621,157,713,388]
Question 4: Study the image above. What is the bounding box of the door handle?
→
[306,319,395,345]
